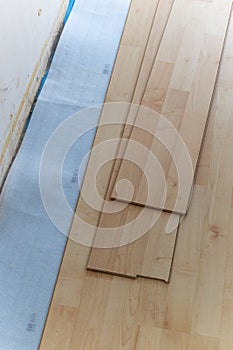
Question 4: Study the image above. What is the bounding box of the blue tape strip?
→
[64,0,76,24]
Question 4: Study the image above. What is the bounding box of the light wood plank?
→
[111,0,232,215]
[87,0,178,282]
[191,92,233,338]
[68,0,160,247]
[191,19,233,336]
[163,185,205,332]
[135,326,219,350]
[107,0,175,196]
[88,204,179,281]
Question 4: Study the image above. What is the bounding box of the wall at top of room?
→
[0,0,69,188]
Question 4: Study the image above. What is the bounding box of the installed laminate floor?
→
[39,1,233,349]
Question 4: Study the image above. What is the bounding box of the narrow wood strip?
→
[87,0,178,282]
[111,0,232,215]
[107,0,175,196]
[164,14,233,336]
[69,0,160,241]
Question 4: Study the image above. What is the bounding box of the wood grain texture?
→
[88,207,179,281]
[40,3,233,350]
[87,0,178,283]
[111,0,232,215]
[107,0,175,195]
[66,0,161,249]
[135,327,219,350]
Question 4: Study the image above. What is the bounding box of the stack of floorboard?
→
[71,0,232,282]
[40,0,233,345]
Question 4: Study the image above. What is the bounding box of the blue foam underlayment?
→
[0,0,130,349]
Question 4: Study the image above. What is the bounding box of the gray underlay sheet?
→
[0,0,130,349]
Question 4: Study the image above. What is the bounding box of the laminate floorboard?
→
[111,0,232,215]
[87,0,178,282]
